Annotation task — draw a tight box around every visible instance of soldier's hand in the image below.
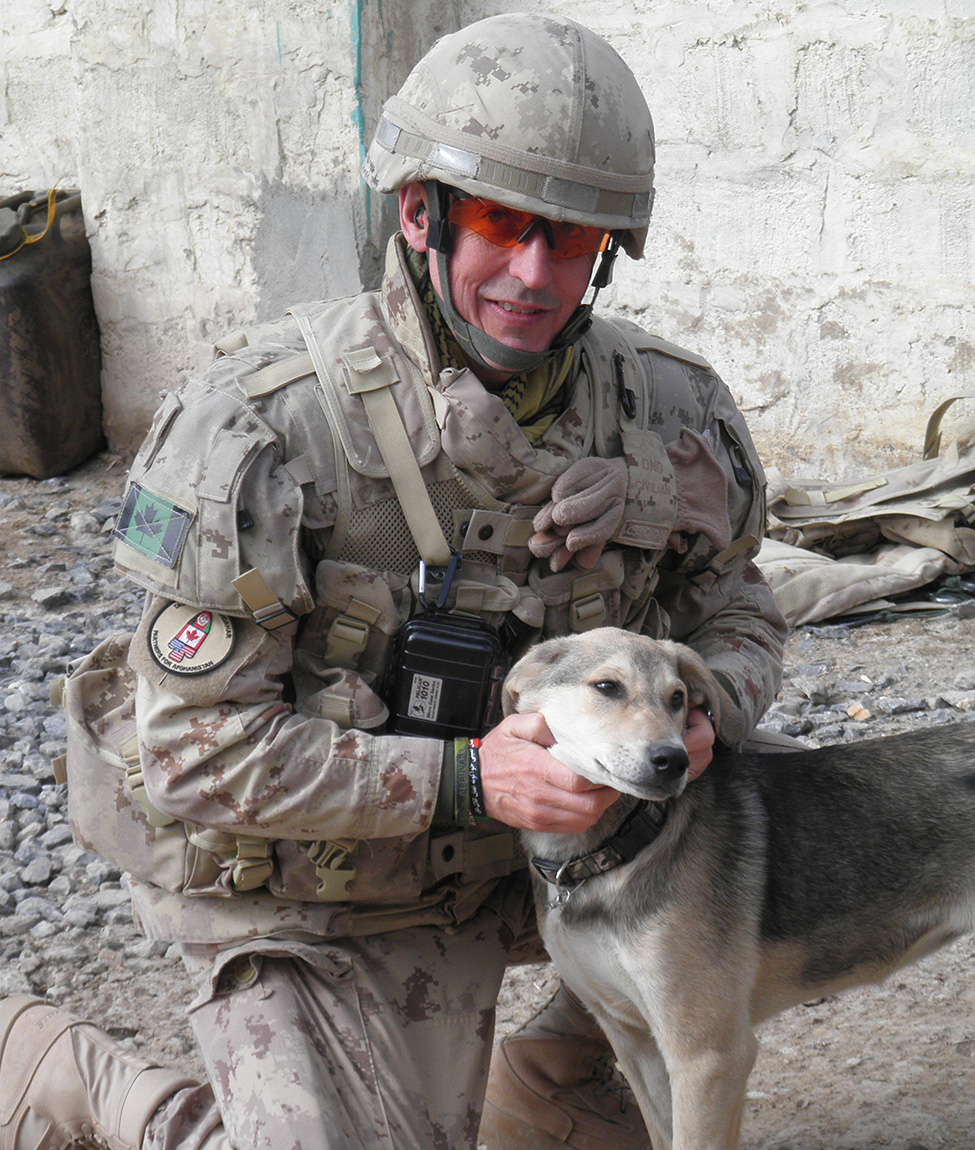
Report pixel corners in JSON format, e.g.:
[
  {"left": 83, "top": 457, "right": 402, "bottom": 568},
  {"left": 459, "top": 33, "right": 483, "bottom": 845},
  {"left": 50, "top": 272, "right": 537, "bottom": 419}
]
[
  {"left": 684, "top": 705, "right": 715, "bottom": 781},
  {"left": 478, "top": 712, "right": 620, "bottom": 832}
]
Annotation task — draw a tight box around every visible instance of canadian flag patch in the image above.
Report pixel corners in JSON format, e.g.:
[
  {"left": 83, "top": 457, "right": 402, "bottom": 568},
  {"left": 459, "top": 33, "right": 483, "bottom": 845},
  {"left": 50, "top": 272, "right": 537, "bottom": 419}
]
[{"left": 148, "top": 602, "right": 237, "bottom": 676}]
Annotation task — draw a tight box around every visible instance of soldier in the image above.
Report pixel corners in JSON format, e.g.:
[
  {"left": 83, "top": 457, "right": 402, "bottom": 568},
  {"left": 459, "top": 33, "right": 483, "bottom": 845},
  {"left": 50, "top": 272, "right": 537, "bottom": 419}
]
[{"left": 0, "top": 13, "right": 786, "bottom": 1150}]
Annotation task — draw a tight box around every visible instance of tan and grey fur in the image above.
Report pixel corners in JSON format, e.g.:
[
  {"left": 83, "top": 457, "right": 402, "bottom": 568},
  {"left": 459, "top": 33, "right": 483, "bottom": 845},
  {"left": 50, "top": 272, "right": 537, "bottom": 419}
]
[{"left": 503, "top": 627, "right": 975, "bottom": 1150}]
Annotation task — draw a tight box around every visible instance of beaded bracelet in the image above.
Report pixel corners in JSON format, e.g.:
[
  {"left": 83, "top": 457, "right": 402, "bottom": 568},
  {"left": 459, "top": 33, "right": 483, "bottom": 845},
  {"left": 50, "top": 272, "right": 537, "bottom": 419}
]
[{"left": 467, "top": 738, "right": 488, "bottom": 822}]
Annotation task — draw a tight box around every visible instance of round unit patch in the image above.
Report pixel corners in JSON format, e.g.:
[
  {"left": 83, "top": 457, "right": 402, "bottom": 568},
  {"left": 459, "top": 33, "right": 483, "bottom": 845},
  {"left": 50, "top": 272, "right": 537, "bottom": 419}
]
[{"left": 148, "top": 602, "right": 237, "bottom": 676}]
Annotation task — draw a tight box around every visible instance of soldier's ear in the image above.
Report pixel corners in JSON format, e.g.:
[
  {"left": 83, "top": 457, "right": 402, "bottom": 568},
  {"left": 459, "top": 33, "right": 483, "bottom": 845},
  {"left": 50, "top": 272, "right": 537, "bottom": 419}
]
[{"left": 400, "top": 184, "right": 429, "bottom": 252}]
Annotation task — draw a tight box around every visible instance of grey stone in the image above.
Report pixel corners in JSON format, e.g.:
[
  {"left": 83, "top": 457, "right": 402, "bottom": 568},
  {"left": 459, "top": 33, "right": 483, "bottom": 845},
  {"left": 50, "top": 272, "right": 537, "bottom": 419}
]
[
  {"left": 16, "top": 895, "right": 62, "bottom": 921},
  {"left": 21, "top": 857, "right": 54, "bottom": 885},
  {"left": 30, "top": 586, "right": 74, "bottom": 609},
  {"left": 94, "top": 886, "right": 132, "bottom": 910},
  {"left": 63, "top": 902, "right": 98, "bottom": 929},
  {"left": 0, "top": 967, "right": 33, "bottom": 996},
  {"left": 0, "top": 915, "right": 40, "bottom": 937},
  {"left": 39, "top": 824, "right": 74, "bottom": 850}
]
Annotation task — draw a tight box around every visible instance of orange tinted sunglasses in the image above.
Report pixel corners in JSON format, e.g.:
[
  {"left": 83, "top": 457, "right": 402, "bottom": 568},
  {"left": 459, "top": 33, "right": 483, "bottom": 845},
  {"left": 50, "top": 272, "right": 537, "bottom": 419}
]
[{"left": 446, "top": 197, "right": 610, "bottom": 260}]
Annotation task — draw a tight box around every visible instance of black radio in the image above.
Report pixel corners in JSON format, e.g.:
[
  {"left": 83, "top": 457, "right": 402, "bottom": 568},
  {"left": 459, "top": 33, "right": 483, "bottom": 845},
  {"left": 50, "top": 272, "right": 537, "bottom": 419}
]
[
  {"left": 387, "top": 611, "right": 506, "bottom": 739},
  {"left": 385, "top": 557, "right": 508, "bottom": 739}
]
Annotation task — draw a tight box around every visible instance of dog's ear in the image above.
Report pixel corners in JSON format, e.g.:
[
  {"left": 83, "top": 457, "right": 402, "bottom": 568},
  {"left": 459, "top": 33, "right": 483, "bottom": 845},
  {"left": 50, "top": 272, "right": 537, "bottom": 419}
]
[
  {"left": 501, "top": 637, "right": 572, "bottom": 716},
  {"left": 674, "top": 645, "right": 735, "bottom": 733}
]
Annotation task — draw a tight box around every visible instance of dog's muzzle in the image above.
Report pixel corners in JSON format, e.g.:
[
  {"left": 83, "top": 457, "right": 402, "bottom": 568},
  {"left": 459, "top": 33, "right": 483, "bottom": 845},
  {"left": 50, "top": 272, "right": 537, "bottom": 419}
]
[{"left": 531, "top": 800, "right": 668, "bottom": 903}]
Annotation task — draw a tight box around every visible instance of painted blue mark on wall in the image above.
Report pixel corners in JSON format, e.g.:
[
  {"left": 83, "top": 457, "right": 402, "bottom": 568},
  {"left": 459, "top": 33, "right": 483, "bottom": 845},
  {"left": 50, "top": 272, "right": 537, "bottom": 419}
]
[{"left": 350, "top": 0, "right": 371, "bottom": 234}]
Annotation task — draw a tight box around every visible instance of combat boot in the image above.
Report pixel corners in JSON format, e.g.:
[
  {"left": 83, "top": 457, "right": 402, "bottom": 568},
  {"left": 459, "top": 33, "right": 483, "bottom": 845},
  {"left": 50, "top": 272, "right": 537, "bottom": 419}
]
[
  {"left": 479, "top": 984, "right": 653, "bottom": 1150},
  {"left": 0, "top": 995, "right": 198, "bottom": 1150}
]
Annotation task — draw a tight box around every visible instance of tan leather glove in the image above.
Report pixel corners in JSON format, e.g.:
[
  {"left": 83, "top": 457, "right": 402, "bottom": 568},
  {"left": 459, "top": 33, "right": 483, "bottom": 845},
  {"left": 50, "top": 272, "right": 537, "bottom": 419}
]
[{"left": 530, "top": 457, "right": 628, "bottom": 572}]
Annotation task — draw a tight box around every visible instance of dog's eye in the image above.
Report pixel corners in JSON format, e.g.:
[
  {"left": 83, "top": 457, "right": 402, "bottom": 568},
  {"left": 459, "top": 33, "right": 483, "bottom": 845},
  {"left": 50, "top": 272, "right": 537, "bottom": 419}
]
[
  {"left": 668, "top": 689, "right": 686, "bottom": 712},
  {"left": 592, "top": 679, "right": 623, "bottom": 698}
]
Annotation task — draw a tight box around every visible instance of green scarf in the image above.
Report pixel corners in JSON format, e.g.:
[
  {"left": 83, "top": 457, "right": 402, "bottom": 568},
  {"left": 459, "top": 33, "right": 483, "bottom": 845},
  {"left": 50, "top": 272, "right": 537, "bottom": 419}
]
[{"left": 406, "top": 248, "right": 574, "bottom": 444}]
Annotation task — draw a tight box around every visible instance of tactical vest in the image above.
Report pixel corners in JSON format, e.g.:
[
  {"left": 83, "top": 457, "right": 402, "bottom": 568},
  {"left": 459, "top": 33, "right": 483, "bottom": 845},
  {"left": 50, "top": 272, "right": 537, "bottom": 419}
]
[{"left": 263, "top": 297, "right": 696, "bottom": 702}]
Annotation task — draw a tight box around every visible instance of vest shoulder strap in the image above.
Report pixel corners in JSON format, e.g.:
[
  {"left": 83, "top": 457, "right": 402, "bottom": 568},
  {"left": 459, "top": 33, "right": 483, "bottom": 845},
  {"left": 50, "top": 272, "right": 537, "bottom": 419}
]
[
  {"left": 290, "top": 297, "right": 442, "bottom": 478},
  {"left": 342, "top": 346, "right": 451, "bottom": 567},
  {"left": 606, "top": 317, "right": 713, "bottom": 370}
]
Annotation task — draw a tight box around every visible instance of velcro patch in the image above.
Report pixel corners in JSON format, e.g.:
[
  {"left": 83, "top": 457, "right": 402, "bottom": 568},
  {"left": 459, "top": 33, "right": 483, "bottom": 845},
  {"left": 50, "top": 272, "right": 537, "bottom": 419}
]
[
  {"left": 114, "top": 483, "right": 193, "bottom": 568},
  {"left": 148, "top": 602, "right": 237, "bottom": 676}
]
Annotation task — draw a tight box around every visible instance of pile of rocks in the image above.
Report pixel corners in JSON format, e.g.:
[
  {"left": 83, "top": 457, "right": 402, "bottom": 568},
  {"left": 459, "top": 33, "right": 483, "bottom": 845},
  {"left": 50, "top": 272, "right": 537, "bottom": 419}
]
[
  {"left": 762, "top": 621, "right": 975, "bottom": 745},
  {"left": 0, "top": 480, "right": 143, "bottom": 982}
]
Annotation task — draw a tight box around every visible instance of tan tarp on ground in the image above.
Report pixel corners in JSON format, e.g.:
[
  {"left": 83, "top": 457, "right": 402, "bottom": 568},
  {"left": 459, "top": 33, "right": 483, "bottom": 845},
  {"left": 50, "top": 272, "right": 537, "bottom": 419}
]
[{"left": 756, "top": 397, "right": 975, "bottom": 626}]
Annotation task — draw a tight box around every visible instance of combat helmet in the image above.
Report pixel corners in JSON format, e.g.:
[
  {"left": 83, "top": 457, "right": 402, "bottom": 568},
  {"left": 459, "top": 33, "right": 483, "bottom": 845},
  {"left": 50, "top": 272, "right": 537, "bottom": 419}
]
[{"left": 363, "top": 13, "right": 656, "bottom": 373}]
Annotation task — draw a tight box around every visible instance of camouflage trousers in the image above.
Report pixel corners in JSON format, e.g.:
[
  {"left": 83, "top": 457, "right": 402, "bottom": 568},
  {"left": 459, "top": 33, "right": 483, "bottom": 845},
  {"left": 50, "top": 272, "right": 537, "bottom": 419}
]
[{"left": 143, "top": 872, "right": 543, "bottom": 1150}]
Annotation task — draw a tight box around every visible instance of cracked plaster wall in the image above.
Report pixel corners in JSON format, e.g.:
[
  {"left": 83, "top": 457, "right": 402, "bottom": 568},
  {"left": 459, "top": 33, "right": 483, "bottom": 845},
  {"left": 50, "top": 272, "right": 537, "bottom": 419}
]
[
  {"left": 2, "top": 0, "right": 974, "bottom": 475},
  {"left": 590, "top": 0, "right": 975, "bottom": 476}
]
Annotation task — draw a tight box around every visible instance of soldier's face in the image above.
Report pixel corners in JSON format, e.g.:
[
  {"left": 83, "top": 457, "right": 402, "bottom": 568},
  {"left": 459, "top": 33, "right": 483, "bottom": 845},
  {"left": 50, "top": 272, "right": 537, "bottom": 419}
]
[
  {"left": 401, "top": 184, "right": 596, "bottom": 384},
  {"left": 433, "top": 225, "right": 595, "bottom": 373}
]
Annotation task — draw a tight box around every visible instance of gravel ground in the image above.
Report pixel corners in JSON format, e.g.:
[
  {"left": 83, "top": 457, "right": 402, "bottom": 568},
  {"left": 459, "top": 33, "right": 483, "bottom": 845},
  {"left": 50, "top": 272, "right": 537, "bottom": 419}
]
[{"left": 2, "top": 450, "right": 975, "bottom": 1147}]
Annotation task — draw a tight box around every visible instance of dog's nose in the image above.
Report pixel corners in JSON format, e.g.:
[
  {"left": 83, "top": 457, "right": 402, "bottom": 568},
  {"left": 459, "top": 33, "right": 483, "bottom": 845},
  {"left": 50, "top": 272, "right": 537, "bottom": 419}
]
[{"left": 651, "top": 745, "right": 689, "bottom": 780}]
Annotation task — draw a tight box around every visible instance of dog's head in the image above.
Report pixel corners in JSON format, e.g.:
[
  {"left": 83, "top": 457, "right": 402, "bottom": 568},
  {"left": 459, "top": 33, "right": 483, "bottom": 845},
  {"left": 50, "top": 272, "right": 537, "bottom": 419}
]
[{"left": 502, "top": 629, "right": 733, "bottom": 801}]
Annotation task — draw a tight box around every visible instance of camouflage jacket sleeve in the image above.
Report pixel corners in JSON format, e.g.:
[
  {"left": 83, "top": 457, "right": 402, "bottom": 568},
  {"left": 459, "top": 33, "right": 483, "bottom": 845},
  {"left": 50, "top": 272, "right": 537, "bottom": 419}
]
[
  {"left": 131, "top": 598, "right": 444, "bottom": 842},
  {"left": 632, "top": 337, "right": 788, "bottom": 746}
]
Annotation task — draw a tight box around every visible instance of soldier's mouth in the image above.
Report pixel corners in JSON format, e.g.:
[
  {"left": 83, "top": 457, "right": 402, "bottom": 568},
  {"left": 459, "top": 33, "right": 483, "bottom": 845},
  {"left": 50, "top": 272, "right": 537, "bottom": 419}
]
[{"left": 497, "top": 301, "right": 544, "bottom": 315}]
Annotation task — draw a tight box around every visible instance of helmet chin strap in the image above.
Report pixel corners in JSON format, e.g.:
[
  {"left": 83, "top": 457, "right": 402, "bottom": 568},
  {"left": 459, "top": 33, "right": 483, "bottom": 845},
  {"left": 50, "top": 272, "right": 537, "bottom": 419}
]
[{"left": 423, "top": 181, "right": 620, "bottom": 376}]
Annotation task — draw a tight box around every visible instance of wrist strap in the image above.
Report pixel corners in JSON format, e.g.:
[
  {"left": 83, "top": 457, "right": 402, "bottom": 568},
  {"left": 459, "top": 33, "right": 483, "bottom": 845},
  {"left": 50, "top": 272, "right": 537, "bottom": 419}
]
[
  {"left": 452, "top": 737, "right": 471, "bottom": 825},
  {"left": 450, "top": 737, "right": 489, "bottom": 826}
]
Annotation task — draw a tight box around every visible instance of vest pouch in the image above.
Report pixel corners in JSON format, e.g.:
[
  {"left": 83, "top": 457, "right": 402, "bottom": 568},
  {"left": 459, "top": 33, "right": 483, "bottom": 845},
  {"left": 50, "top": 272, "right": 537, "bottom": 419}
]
[
  {"left": 294, "top": 666, "right": 390, "bottom": 730},
  {"left": 297, "top": 560, "right": 411, "bottom": 683},
  {"left": 268, "top": 834, "right": 430, "bottom": 904},
  {"left": 611, "top": 549, "right": 664, "bottom": 633},
  {"left": 528, "top": 549, "right": 626, "bottom": 637},
  {"left": 56, "top": 632, "right": 233, "bottom": 897},
  {"left": 410, "top": 560, "right": 540, "bottom": 634}
]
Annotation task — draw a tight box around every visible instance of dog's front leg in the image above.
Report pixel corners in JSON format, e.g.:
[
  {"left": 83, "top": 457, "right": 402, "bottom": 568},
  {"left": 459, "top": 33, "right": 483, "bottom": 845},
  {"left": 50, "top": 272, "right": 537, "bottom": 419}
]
[
  {"left": 601, "top": 1027, "right": 756, "bottom": 1150},
  {"left": 667, "top": 1034, "right": 758, "bottom": 1150},
  {"left": 591, "top": 1018, "right": 674, "bottom": 1149}
]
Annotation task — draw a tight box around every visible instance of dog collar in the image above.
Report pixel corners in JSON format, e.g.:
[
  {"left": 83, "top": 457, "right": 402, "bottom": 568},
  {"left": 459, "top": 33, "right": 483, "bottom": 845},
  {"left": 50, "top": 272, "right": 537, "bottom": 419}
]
[{"left": 530, "top": 800, "right": 668, "bottom": 902}]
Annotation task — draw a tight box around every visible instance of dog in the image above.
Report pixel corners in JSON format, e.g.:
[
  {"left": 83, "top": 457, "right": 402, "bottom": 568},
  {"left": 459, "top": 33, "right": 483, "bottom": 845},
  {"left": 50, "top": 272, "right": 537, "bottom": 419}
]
[{"left": 501, "top": 627, "right": 975, "bottom": 1150}]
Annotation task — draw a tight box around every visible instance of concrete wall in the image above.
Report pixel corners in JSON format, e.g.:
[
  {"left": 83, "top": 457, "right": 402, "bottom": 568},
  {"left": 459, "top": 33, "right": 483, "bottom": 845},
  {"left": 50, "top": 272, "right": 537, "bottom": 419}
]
[
  {"left": 590, "top": 0, "right": 975, "bottom": 476},
  {"left": 3, "top": 0, "right": 974, "bottom": 476}
]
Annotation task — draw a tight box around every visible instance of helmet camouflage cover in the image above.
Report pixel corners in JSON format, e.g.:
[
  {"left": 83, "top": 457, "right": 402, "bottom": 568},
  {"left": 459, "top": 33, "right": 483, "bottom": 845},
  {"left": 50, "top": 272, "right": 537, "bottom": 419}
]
[{"left": 363, "top": 13, "right": 655, "bottom": 258}]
